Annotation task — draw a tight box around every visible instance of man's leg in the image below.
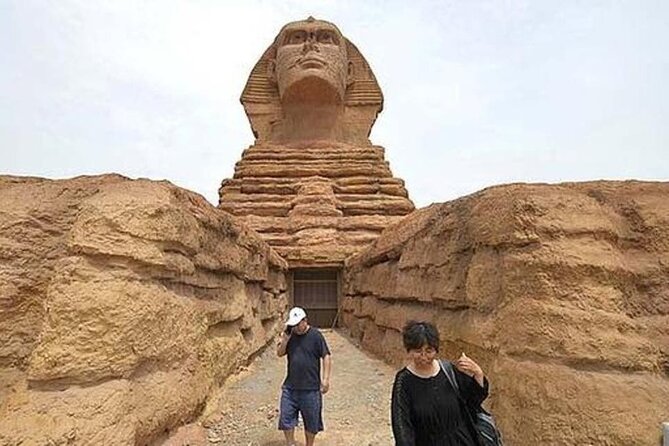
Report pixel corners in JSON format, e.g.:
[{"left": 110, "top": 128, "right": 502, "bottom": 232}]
[
  {"left": 278, "top": 387, "right": 299, "bottom": 446},
  {"left": 283, "top": 429, "right": 296, "bottom": 446},
  {"left": 304, "top": 430, "right": 317, "bottom": 446},
  {"left": 298, "top": 390, "right": 323, "bottom": 446}
]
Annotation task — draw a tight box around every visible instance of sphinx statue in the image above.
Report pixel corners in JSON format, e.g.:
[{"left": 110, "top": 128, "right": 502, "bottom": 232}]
[{"left": 220, "top": 17, "right": 413, "bottom": 267}]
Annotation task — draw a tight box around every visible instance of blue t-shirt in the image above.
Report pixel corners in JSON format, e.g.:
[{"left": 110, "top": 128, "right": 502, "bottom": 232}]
[{"left": 283, "top": 327, "right": 331, "bottom": 390}]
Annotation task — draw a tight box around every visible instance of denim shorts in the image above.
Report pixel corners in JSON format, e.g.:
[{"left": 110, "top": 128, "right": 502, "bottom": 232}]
[{"left": 278, "top": 386, "right": 324, "bottom": 433}]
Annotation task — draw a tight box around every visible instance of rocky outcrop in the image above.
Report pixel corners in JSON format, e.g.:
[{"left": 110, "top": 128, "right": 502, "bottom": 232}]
[
  {"left": 219, "top": 140, "right": 414, "bottom": 267},
  {"left": 0, "top": 174, "right": 288, "bottom": 445},
  {"left": 341, "top": 181, "right": 669, "bottom": 445}
]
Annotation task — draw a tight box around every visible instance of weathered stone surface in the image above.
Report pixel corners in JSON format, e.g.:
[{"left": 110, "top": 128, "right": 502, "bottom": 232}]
[
  {"left": 218, "top": 144, "right": 412, "bottom": 264},
  {"left": 341, "top": 181, "right": 669, "bottom": 445},
  {"left": 218, "top": 144, "right": 414, "bottom": 266},
  {"left": 0, "top": 174, "right": 288, "bottom": 445}
]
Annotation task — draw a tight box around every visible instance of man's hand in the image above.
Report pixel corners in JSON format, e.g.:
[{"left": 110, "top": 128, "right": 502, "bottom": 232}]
[
  {"left": 321, "top": 353, "right": 332, "bottom": 394},
  {"left": 276, "top": 328, "right": 292, "bottom": 357}
]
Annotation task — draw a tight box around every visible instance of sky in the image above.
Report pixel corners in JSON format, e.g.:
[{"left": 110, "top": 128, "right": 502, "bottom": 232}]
[{"left": 1, "top": 0, "right": 668, "bottom": 208}]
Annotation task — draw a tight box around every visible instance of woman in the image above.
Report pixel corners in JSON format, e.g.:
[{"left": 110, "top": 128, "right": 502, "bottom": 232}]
[{"left": 391, "top": 320, "right": 489, "bottom": 446}]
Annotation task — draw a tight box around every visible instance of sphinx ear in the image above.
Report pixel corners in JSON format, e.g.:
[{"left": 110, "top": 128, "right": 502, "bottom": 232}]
[
  {"left": 268, "top": 59, "right": 277, "bottom": 85},
  {"left": 346, "top": 61, "right": 355, "bottom": 86}
]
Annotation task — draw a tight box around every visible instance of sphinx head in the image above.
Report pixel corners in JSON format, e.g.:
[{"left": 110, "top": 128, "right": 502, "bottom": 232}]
[
  {"left": 241, "top": 17, "right": 383, "bottom": 144},
  {"left": 269, "top": 17, "right": 352, "bottom": 105}
]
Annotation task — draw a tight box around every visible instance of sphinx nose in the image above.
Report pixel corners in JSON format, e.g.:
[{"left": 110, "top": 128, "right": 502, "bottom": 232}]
[{"left": 302, "top": 34, "right": 320, "bottom": 53}]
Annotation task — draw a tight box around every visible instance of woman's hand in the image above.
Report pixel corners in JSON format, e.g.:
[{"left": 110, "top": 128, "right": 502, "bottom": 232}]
[{"left": 455, "top": 352, "right": 484, "bottom": 386}]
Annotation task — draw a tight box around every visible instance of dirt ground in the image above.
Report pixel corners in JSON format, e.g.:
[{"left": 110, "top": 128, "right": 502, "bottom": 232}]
[{"left": 161, "top": 330, "right": 397, "bottom": 446}]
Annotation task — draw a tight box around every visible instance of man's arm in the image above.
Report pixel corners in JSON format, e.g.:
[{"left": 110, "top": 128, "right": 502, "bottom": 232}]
[
  {"left": 320, "top": 354, "right": 332, "bottom": 393},
  {"left": 277, "top": 331, "right": 290, "bottom": 357}
]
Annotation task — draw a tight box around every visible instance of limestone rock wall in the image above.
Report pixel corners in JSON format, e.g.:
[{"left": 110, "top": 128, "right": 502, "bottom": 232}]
[
  {"left": 0, "top": 174, "right": 288, "bottom": 446},
  {"left": 341, "top": 181, "right": 669, "bottom": 445},
  {"left": 219, "top": 140, "right": 414, "bottom": 267}
]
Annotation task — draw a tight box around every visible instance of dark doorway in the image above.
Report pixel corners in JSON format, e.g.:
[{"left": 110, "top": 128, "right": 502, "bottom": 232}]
[{"left": 291, "top": 269, "right": 340, "bottom": 328}]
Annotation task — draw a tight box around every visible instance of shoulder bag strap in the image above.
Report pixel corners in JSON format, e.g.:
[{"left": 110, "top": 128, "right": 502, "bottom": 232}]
[
  {"left": 439, "top": 359, "right": 484, "bottom": 446},
  {"left": 439, "top": 359, "right": 461, "bottom": 395}
]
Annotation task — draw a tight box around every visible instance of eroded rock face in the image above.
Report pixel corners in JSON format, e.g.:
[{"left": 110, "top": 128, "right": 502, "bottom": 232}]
[
  {"left": 0, "top": 174, "right": 288, "bottom": 445},
  {"left": 341, "top": 181, "right": 669, "bottom": 445},
  {"left": 220, "top": 18, "right": 414, "bottom": 267}
]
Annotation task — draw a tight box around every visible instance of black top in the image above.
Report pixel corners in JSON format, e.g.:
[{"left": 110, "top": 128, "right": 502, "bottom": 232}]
[
  {"left": 391, "top": 364, "right": 489, "bottom": 446},
  {"left": 283, "top": 327, "right": 331, "bottom": 390}
]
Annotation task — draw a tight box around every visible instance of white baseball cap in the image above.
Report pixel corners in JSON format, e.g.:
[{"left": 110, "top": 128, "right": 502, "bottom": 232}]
[{"left": 285, "top": 307, "right": 307, "bottom": 326}]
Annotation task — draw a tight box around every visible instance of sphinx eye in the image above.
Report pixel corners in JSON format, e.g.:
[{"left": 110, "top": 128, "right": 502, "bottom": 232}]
[
  {"left": 286, "top": 31, "right": 307, "bottom": 45},
  {"left": 317, "top": 30, "right": 338, "bottom": 44}
]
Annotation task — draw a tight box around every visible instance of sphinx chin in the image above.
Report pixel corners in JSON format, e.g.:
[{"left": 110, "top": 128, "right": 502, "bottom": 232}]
[{"left": 281, "top": 75, "right": 344, "bottom": 106}]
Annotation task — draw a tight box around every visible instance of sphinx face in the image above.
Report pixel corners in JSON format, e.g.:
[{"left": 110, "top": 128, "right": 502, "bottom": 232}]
[{"left": 273, "top": 20, "right": 348, "bottom": 105}]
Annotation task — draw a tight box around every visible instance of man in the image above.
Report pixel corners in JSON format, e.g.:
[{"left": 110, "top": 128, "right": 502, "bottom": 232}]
[{"left": 277, "top": 307, "right": 332, "bottom": 446}]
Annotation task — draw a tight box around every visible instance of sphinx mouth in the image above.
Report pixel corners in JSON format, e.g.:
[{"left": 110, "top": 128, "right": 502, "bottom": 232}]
[{"left": 298, "top": 56, "right": 327, "bottom": 69}]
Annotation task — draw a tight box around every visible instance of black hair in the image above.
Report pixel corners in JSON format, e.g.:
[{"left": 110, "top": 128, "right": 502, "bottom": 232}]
[{"left": 402, "top": 320, "right": 440, "bottom": 352}]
